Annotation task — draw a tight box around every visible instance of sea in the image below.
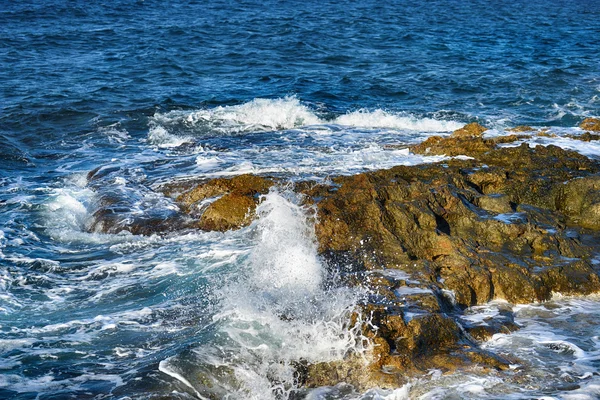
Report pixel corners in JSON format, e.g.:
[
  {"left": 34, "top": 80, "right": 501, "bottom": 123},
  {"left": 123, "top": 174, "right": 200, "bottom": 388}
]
[{"left": 1, "top": 1, "right": 600, "bottom": 399}]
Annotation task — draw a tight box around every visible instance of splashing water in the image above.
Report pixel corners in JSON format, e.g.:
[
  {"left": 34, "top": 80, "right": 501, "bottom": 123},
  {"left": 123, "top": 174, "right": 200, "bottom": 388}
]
[{"left": 160, "top": 190, "right": 367, "bottom": 399}]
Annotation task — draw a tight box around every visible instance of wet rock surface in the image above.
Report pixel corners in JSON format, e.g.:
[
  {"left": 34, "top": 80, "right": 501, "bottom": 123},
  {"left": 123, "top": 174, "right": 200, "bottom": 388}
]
[
  {"left": 297, "top": 136, "right": 600, "bottom": 390},
  {"left": 173, "top": 174, "right": 275, "bottom": 231},
  {"left": 580, "top": 117, "right": 600, "bottom": 132},
  {"left": 87, "top": 173, "right": 275, "bottom": 234}
]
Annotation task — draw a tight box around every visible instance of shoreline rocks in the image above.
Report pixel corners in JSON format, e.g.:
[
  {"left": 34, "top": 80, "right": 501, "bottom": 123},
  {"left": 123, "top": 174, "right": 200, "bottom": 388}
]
[
  {"left": 299, "top": 134, "right": 600, "bottom": 389},
  {"left": 83, "top": 122, "right": 600, "bottom": 392},
  {"left": 580, "top": 117, "right": 600, "bottom": 132}
]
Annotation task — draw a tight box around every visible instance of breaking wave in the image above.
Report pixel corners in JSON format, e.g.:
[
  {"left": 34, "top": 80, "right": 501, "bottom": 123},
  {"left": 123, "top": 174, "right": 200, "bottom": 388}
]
[{"left": 148, "top": 97, "right": 464, "bottom": 146}]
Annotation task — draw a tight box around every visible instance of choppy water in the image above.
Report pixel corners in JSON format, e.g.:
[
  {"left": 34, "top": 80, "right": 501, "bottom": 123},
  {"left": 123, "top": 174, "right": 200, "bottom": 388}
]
[{"left": 2, "top": 1, "right": 600, "bottom": 399}]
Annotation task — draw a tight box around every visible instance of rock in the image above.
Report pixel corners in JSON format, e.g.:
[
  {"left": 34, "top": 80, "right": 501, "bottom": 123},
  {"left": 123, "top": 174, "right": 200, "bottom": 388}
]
[
  {"left": 197, "top": 193, "right": 256, "bottom": 231},
  {"left": 539, "top": 260, "right": 600, "bottom": 296},
  {"left": 174, "top": 174, "right": 275, "bottom": 231},
  {"left": 410, "top": 134, "right": 522, "bottom": 157},
  {"left": 558, "top": 175, "right": 600, "bottom": 229},
  {"left": 578, "top": 132, "right": 600, "bottom": 141},
  {"left": 452, "top": 122, "right": 488, "bottom": 138},
  {"left": 86, "top": 122, "right": 600, "bottom": 392},
  {"left": 580, "top": 117, "right": 600, "bottom": 131},
  {"left": 508, "top": 125, "right": 535, "bottom": 132},
  {"left": 477, "top": 194, "right": 513, "bottom": 214},
  {"left": 176, "top": 174, "right": 273, "bottom": 210},
  {"left": 295, "top": 140, "right": 600, "bottom": 390},
  {"left": 396, "top": 314, "right": 462, "bottom": 355}
]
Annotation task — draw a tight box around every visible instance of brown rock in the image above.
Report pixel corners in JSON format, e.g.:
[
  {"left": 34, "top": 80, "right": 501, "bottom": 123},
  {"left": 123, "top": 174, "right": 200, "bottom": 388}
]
[
  {"left": 508, "top": 126, "right": 535, "bottom": 133},
  {"left": 539, "top": 260, "right": 600, "bottom": 296},
  {"left": 176, "top": 174, "right": 273, "bottom": 208},
  {"left": 558, "top": 175, "right": 600, "bottom": 229},
  {"left": 172, "top": 174, "right": 275, "bottom": 231},
  {"left": 197, "top": 193, "right": 256, "bottom": 231},
  {"left": 452, "top": 122, "right": 488, "bottom": 138},
  {"left": 580, "top": 117, "right": 600, "bottom": 131},
  {"left": 410, "top": 134, "right": 522, "bottom": 157},
  {"left": 477, "top": 194, "right": 513, "bottom": 214}
]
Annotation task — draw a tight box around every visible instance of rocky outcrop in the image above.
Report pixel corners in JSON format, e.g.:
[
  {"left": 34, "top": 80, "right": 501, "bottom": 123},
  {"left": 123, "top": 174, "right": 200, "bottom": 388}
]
[
  {"left": 309, "top": 143, "right": 600, "bottom": 304},
  {"left": 173, "top": 174, "right": 275, "bottom": 231},
  {"left": 580, "top": 117, "right": 600, "bottom": 131},
  {"left": 410, "top": 133, "right": 523, "bottom": 157},
  {"left": 87, "top": 173, "right": 275, "bottom": 234},
  {"left": 84, "top": 125, "right": 600, "bottom": 392},
  {"left": 297, "top": 138, "right": 600, "bottom": 390},
  {"left": 508, "top": 125, "right": 535, "bottom": 132},
  {"left": 452, "top": 122, "right": 487, "bottom": 137}
]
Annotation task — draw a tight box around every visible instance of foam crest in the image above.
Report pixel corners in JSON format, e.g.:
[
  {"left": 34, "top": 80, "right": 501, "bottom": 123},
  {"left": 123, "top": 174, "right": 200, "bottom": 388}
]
[
  {"left": 41, "top": 186, "right": 139, "bottom": 245},
  {"left": 149, "top": 98, "right": 464, "bottom": 145},
  {"left": 44, "top": 187, "right": 94, "bottom": 234},
  {"left": 247, "top": 191, "right": 322, "bottom": 298},
  {"left": 334, "top": 109, "right": 463, "bottom": 132},
  {"left": 187, "top": 97, "right": 322, "bottom": 131},
  {"left": 147, "top": 125, "right": 194, "bottom": 148}
]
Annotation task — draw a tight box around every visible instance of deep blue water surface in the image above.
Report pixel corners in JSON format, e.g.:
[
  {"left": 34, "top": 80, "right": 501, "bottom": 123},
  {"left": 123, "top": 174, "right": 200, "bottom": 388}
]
[{"left": 1, "top": 1, "right": 600, "bottom": 399}]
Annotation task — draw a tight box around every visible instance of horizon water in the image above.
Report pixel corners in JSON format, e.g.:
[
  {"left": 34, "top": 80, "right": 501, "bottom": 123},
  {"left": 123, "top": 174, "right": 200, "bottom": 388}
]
[{"left": 2, "top": 1, "right": 600, "bottom": 399}]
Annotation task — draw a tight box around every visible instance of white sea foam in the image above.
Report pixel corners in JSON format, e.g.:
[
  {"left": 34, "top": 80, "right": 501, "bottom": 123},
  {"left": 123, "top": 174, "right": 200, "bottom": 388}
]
[
  {"left": 185, "top": 144, "right": 448, "bottom": 180},
  {"left": 0, "top": 373, "right": 124, "bottom": 394},
  {"left": 186, "top": 97, "right": 322, "bottom": 132},
  {"left": 149, "top": 97, "right": 463, "bottom": 144},
  {"left": 247, "top": 191, "right": 322, "bottom": 297},
  {"left": 335, "top": 109, "right": 463, "bottom": 132},
  {"left": 159, "top": 359, "right": 206, "bottom": 399},
  {"left": 527, "top": 136, "right": 600, "bottom": 158},
  {"left": 98, "top": 123, "right": 130, "bottom": 145},
  {"left": 147, "top": 124, "right": 194, "bottom": 148},
  {"left": 41, "top": 186, "right": 138, "bottom": 245}
]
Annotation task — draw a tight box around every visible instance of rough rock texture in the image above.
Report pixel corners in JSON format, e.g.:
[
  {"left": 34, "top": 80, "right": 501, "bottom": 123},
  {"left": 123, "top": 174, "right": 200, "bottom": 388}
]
[
  {"left": 175, "top": 174, "right": 273, "bottom": 210},
  {"left": 87, "top": 173, "right": 274, "bottom": 234},
  {"left": 452, "top": 122, "right": 488, "bottom": 138},
  {"left": 508, "top": 125, "right": 535, "bottom": 132},
  {"left": 298, "top": 138, "right": 600, "bottom": 390},
  {"left": 580, "top": 117, "right": 600, "bottom": 131},
  {"left": 411, "top": 134, "right": 522, "bottom": 156},
  {"left": 174, "top": 174, "right": 274, "bottom": 231},
  {"left": 310, "top": 142, "right": 600, "bottom": 305}
]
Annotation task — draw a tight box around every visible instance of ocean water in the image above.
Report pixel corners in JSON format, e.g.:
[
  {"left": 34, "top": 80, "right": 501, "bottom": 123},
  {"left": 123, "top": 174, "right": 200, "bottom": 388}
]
[{"left": 1, "top": 0, "right": 600, "bottom": 399}]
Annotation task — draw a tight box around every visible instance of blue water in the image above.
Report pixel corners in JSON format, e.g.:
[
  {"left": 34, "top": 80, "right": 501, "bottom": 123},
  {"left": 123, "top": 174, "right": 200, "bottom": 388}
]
[{"left": 2, "top": 1, "right": 600, "bottom": 399}]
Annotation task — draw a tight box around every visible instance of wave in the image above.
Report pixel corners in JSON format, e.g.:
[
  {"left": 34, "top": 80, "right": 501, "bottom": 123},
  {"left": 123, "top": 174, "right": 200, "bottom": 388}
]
[
  {"left": 334, "top": 109, "right": 464, "bottom": 132},
  {"left": 148, "top": 97, "right": 464, "bottom": 144},
  {"left": 186, "top": 97, "right": 322, "bottom": 132}
]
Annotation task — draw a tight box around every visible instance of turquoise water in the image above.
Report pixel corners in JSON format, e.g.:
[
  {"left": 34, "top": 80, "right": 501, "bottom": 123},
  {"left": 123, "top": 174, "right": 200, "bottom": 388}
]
[{"left": 1, "top": 1, "right": 600, "bottom": 398}]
